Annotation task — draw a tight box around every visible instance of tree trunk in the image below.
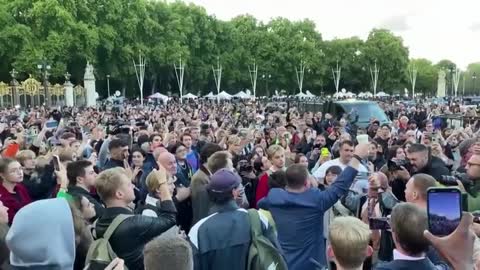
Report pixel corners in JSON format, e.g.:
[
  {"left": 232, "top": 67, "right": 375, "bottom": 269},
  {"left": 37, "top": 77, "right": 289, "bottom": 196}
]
[{"left": 150, "top": 74, "right": 157, "bottom": 94}]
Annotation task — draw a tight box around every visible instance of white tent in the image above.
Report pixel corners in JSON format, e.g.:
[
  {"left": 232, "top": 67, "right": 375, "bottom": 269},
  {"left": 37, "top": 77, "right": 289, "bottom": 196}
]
[
  {"left": 358, "top": 92, "right": 373, "bottom": 98},
  {"left": 149, "top": 92, "right": 169, "bottom": 102},
  {"left": 295, "top": 92, "right": 308, "bottom": 99},
  {"left": 345, "top": 91, "right": 356, "bottom": 98},
  {"left": 305, "top": 90, "right": 316, "bottom": 97},
  {"left": 182, "top": 93, "right": 198, "bottom": 99},
  {"left": 376, "top": 91, "right": 390, "bottom": 97},
  {"left": 217, "top": 91, "right": 232, "bottom": 100},
  {"left": 233, "top": 91, "right": 251, "bottom": 99},
  {"left": 149, "top": 92, "right": 168, "bottom": 99},
  {"left": 333, "top": 92, "right": 345, "bottom": 98},
  {"left": 204, "top": 92, "right": 216, "bottom": 99}
]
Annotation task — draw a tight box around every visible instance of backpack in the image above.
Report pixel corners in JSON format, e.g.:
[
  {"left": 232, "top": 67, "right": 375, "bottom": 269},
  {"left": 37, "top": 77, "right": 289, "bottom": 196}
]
[
  {"left": 85, "top": 214, "right": 131, "bottom": 270},
  {"left": 247, "top": 209, "right": 288, "bottom": 270}
]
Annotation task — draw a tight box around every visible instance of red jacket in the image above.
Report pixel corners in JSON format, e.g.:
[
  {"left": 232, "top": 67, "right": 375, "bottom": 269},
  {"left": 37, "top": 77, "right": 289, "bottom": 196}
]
[
  {"left": 255, "top": 172, "right": 270, "bottom": 208},
  {"left": 0, "top": 183, "right": 32, "bottom": 224}
]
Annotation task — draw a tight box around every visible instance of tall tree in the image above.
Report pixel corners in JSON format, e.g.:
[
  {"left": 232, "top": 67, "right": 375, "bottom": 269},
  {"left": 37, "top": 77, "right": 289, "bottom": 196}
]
[{"left": 363, "top": 29, "right": 409, "bottom": 93}]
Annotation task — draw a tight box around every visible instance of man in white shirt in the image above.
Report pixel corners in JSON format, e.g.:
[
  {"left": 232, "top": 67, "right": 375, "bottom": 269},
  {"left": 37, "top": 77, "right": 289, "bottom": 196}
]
[{"left": 313, "top": 141, "right": 369, "bottom": 191}]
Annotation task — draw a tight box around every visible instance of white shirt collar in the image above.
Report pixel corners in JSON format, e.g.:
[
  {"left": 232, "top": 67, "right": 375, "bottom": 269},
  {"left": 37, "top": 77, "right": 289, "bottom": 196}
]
[
  {"left": 145, "top": 195, "right": 159, "bottom": 206},
  {"left": 393, "top": 249, "right": 425, "bottom": 261}
]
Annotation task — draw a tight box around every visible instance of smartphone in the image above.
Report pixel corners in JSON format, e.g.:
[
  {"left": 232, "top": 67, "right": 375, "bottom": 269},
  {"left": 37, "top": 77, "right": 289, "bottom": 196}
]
[
  {"left": 369, "top": 217, "right": 391, "bottom": 230},
  {"left": 52, "top": 155, "right": 61, "bottom": 171},
  {"left": 320, "top": 147, "right": 330, "bottom": 158},
  {"left": 46, "top": 120, "right": 59, "bottom": 129},
  {"left": 427, "top": 187, "right": 462, "bottom": 237}
]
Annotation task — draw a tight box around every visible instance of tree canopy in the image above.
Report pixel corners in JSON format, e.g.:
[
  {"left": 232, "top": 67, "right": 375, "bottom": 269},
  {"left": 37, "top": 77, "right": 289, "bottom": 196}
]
[{"left": 0, "top": 0, "right": 475, "bottom": 97}]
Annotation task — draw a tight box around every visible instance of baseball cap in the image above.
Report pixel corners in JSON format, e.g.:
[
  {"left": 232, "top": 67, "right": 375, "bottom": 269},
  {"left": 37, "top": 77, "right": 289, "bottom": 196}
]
[{"left": 207, "top": 169, "right": 241, "bottom": 193}]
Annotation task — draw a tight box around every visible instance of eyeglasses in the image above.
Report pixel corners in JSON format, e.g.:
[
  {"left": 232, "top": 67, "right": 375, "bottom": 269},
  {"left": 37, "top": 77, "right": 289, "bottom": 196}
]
[{"left": 467, "top": 162, "right": 480, "bottom": 167}]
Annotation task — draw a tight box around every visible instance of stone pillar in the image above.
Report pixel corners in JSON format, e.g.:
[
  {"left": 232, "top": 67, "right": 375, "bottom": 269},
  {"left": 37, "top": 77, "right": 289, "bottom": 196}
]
[
  {"left": 84, "top": 62, "right": 97, "bottom": 107},
  {"left": 65, "top": 82, "right": 74, "bottom": 107},
  {"left": 437, "top": 70, "right": 446, "bottom": 97}
]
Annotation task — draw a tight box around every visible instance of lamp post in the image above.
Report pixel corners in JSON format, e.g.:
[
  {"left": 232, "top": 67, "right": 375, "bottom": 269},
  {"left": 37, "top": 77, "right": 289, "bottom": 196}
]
[
  {"left": 262, "top": 74, "right": 271, "bottom": 96},
  {"left": 9, "top": 68, "right": 18, "bottom": 106},
  {"left": 473, "top": 72, "right": 477, "bottom": 94},
  {"left": 370, "top": 60, "right": 379, "bottom": 97},
  {"left": 106, "top": 74, "right": 111, "bottom": 98},
  {"left": 37, "top": 60, "right": 51, "bottom": 106}
]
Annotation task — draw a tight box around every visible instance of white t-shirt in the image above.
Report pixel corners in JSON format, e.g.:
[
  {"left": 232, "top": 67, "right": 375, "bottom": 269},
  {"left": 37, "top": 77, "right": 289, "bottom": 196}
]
[
  {"left": 312, "top": 158, "right": 369, "bottom": 192},
  {"left": 312, "top": 158, "right": 348, "bottom": 179}
]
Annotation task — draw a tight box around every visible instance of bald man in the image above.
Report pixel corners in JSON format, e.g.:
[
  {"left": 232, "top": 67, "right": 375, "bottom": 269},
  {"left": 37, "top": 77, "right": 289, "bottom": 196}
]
[
  {"left": 158, "top": 151, "right": 193, "bottom": 232},
  {"left": 157, "top": 151, "right": 177, "bottom": 177}
]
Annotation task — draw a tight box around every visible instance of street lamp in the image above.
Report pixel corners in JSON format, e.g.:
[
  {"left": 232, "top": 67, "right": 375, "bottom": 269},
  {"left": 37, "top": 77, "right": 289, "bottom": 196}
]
[
  {"left": 473, "top": 72, "right": 477, "bottom": 94},
  {"left": 37, "top": 60, "right": 51, "bottom": 106},
  {"left": 262, "top": 74, "right": 271, "bottom": 96},
  {"left": 9, "top": 68, "right": 18, "bottom": 106},
  {"left": 106, "top": 74, "right": 111, "bottom": 97}
]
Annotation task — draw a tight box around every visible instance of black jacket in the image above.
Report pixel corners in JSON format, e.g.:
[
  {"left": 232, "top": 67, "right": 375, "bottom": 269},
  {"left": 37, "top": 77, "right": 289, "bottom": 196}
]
[
  {"left": 376, "top": 258, "right": 437, "bottom": 270},
  {"left": 414, "top": 156, "right": 450, "bottom": 181},
  {"left": 103, "top": 158, "right": 124, "bottom": 170},
  {"left": 67, "top": 185, "right": 105, "bottom": 221},
  {"left": 95, "top": 201, "right": 177, "bottom": 270}
]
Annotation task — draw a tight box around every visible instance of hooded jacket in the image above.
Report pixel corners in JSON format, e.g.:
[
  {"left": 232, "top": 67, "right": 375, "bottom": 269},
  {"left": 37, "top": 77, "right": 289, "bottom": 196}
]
[{"left": 6, "top": 198, "right": 75, "bottom": 270}]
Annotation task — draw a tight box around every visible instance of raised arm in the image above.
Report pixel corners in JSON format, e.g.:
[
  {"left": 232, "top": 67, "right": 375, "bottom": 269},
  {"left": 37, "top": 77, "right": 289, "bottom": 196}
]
[{"left": 316, "top": 143, "right": 369, "bottom": 212}]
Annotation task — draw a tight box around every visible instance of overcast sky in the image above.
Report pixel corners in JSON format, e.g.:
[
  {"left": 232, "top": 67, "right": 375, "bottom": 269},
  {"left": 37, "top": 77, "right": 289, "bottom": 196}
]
[{"left": 185, "top": 0, "right": 480, "bottom": 69}]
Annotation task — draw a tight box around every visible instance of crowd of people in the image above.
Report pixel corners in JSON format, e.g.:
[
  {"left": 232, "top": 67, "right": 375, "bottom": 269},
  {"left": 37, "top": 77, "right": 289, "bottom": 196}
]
[{"left": 0, "top": 98, "right": 477, "bottom": 270}]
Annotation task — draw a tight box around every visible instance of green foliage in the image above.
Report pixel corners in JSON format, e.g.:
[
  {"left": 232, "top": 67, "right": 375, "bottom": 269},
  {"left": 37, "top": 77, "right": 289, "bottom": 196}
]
[
  {"left": 0, "top": 0, "right": 472, "bottom": 98},
  {"left": 464, "top": 62, "right": 480, "bottom": 95},
  {"left": 408, "top": 58, "right": 438, "bottom": 96}
]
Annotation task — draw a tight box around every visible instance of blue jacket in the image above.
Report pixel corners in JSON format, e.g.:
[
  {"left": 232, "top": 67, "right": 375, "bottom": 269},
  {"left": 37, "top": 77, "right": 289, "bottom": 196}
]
[{"left": 258, "top": 166, "right": 358, "bottom": 270}]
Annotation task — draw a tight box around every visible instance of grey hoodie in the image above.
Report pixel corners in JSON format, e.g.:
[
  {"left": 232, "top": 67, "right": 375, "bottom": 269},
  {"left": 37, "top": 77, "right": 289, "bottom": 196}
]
[{"left": 6, "top": 199, "right": 75, "bottom": 270}]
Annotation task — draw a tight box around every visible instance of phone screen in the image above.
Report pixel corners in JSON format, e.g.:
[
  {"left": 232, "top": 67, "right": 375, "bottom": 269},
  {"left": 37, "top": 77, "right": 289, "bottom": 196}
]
[
  {"left": 369, "top": 217, "right": 391, "bottom": 230},
  {"left": 427, "top": 188, "right": 462, "bottom": 237},
  {"left": 46, "top": 120, "right": 59, "bottom": 129}
]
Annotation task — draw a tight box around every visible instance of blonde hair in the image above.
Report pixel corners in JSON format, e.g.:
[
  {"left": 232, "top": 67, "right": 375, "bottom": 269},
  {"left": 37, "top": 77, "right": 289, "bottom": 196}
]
[
  {"left": 226, "top": 135, "right": 241, "bottom": 146},
  {"left": 329, "top": 217, "right": 371, "bottom": 269},
  {"left": 95, "top": 167, "right": 129, "bottom": 202},
  {"left": 15, "top": 150, "right": 36, "bottom": 165},
  {"left": 145, "top": 170, "right": 161, "bottom": 193},
  {"left": 266, "top": 145, "right": 284, "bottom": 160}
]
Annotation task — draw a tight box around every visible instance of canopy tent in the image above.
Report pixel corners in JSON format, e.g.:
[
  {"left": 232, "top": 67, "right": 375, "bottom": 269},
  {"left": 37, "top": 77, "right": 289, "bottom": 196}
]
[
  {"left": 358, "top": 92, "right": 373, "bottom": 98},
  {"left": 149, "top": 92, "right": 169, "bottom": 102},
  {"left": 333, "top": 92, "right": 345, "bottom": 98},
  {"left": 295, "top": 92, "right": 309, "bottom": 99},
  {"left": 305, "top": 90, "right": 316, "bottom": 97},
  {"left": 149, "top": 92, "right": 168, "bottom": 99},
  {"left": 233, "top": 91, "right": 251, "bottom": 99},
  {"left": 345, "top": 91, "right": 356, "bottom": 98},
  {"left": 204, "top": 92, "right": 216, "bottom": 99},
  {"left": 217, "top": 91, "right": 233, "bottom": 100},
  {"left": 182, "top": 93, "right": 198, "bottom": 99},
  {"left": 376, "top": 91, "right": 390, "bottom": 97}
]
